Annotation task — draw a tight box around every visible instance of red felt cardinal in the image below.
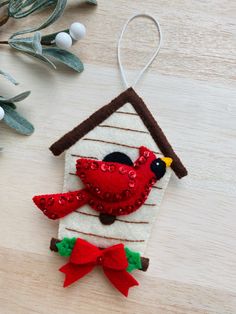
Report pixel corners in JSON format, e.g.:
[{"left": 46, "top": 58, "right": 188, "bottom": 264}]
[{"left": 33, "top": 146, "right": 172, "bottom": 221}]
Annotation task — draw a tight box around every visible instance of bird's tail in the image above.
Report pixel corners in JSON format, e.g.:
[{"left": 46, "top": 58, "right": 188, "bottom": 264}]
[{"left": 32, "top": 189, "right": 89, "bottom": 220}]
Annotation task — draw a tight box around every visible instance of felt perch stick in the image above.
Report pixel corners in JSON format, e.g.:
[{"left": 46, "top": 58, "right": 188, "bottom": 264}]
[{"left": 50, "top": 238, "right": 149, "bottom": 271}]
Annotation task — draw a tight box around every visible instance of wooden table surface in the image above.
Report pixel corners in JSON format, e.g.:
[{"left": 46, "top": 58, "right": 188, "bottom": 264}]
[{"left": 0, "top": 1, "right": 236, "bottom": 313}]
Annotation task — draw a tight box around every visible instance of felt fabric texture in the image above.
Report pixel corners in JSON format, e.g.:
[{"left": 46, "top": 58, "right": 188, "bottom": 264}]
[
  {"left": 56, "top": 237, "right": 76, "bottom": 257},
  {"left": 33, "top": 190, "right": 89, "bottom": 219},
  {"left": 75, "top": 146, "right": 165, "bottom": 216},
  {"left": 50, "top": 88, "right": 187, "bottom": 178},
  {"left": 59, "top": 238, "right": 139, "bottom": 297},
  {"left": 33, "top": 146, "right": 169, "bottom": 219},
  {"left": 125, "top": 247, "right": 142, "bottom": 272},
  {"left": 56, "top": 237, "right": 142, "bottom": 272},
  {"left": 103, "top": 151, "right": 133, "bottom": 166},
  {"left": 59, "top": 102, "right": 172, "bottom": 254},
  {"left": 50, "top": 237, "right": 149, "bottom": 272},
  {"left": 99, "top": 213, "right": 116, "bottom": 225}
]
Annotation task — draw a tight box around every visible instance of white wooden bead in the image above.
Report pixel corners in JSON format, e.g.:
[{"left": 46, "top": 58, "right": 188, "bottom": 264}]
[
  {"left": 0, "top": 106, "right": 5, "bottom": 120},
  {"left": 55, "top": 32, "right": 72, "bottom": 49},
  {"left": 69, "top": 23, "right": 86, "bottom": 40}
]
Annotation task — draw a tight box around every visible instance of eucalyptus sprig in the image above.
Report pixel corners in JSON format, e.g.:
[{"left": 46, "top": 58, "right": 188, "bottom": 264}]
[
  {"left": 0, "top": 70, "right": 34, "bottom": 139},
  {"left": 0, "top": 0, "right": 97, "bottom": 72}
]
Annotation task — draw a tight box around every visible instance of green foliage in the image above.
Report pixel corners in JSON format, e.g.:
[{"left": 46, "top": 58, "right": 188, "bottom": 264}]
[
  {"left": 56, "top": 238, "right": 77, "bottom": 257},
  {"left": 1, "top": 103, "right": 34, "bottom": 135},
  {"left": 42, "top": 47, "right": 84, "bottom": 72},
  {"left": 55, "top": 237, "right": 141, "bottom": 273},
  {"left": 32, "top": 31, "right": 42, "bottom": 54},
  {"left": 0, "top": 71, "right": 34, "bottom": 136},
  {"left": 7, "top": 0, "right": 70, "bottom": 69},
  {"left": 9, "top": 37, "right": 57, "bottom": 69},
  {"left": 0, "top": 70, "right": 18, "bottom": 85},
  {"left": 9, "top": 35, "right": 84, "bottom": 71},
  {"left": 0, "top": 99, "right": 16, "bottom": 109},
  {"left": 8, "top": 0, "right": 56, "bottom": 19},
  {"left": 0, "top": 91, "right": 31, "bottom": 103},
  {"left": 125, "top": 247, "right": 142, "bottom": 272},
  {"left": 1, "top": 0, "right": 98, "bottom": 73},
  {"left": 40, "top": 29, "right": 69, "bottom": 45},
  {"left": 9, "top": 0, "right": 67, "bottom": 34},
  {"left": 0, "top": 1, "right": 97, "bottom": 147}
]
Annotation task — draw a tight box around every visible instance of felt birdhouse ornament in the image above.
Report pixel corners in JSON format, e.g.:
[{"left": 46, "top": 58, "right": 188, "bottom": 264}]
[{"left": 33, "top": 14, "right": 187, "bottom": 297}]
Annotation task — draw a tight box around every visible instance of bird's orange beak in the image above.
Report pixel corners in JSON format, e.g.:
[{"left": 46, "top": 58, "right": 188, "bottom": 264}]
[{"left": 161, "top": 157, "right": 173, "bottom": 167}]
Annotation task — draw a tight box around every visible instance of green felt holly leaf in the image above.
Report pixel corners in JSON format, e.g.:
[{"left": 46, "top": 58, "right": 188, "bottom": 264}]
[
  {"left": 56, "top": 237, "right": 77, "bottom": 257},
  {"left": 1, "top": 103, "right": 34, "bottom": 135},
  {"left": 125, "top": 247, "right": 142, "bottom": 272},
  {"left": 42, "top": 47, "right": 84, "bottom": 72}
]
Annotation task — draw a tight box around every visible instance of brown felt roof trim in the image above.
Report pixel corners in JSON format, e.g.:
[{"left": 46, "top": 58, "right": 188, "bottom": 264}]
[{"left": 50, "top": 87, "right": 187, "bottom": 178}]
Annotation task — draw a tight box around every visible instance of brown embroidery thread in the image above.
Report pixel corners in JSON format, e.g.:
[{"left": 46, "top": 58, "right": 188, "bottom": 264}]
[
  {"left": 98, "top": 124, "right": 148, "bottom": 134},
  {"left": 116, "top": 110, "right": 139, "bottom": 116},
  {"left": 152, "top": 186, "right": 163, "bottom": 190},
  {"left": 83, "top": 138, "right": 161, "bottom": 154},
  {"left": 75, "top": 210, "right": 149, "bottom": 224},
  {"left": 65, "top": 227, "right": 145, "bottom": 242},
  {"left": 71, "top": 154, "right": 98, "bottom": 159}
]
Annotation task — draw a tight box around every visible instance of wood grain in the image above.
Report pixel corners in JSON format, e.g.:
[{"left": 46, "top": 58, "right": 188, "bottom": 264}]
[{"left": 0, "top": 0, "right": 236, "bottom": 313}]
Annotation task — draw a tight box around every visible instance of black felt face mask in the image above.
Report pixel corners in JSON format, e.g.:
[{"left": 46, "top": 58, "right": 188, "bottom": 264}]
[{"left": 150, "top": 158, "right": 167, "bottom": 180}]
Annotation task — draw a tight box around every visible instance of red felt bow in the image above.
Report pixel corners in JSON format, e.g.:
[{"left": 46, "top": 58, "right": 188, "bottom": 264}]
[{"left": 59, "top": 238, "right": 139, "bottom": 297}]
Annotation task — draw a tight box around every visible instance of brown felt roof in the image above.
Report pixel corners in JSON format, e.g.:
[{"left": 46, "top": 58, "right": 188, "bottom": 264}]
[{"left": 50, "top": 88, "right": 187, "bottom": 178}]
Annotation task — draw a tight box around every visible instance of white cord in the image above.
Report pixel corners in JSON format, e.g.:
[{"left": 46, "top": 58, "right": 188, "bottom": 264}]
[{"left": 117, "top": 13, "right": 162, "bottom": 89}]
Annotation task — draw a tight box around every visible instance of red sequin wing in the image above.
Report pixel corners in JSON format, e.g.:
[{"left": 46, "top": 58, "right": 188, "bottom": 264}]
[{"left": 76, "top": 159, "right": 137, "bottom": 202}]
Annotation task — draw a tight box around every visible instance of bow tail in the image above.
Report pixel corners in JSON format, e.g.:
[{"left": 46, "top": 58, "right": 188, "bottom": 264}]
[
  {"left": 103, "top": 268, "right": 139, "bottom": 297},
  {"left": 59, "top": 263, "right": 94, "bottom": 288}
]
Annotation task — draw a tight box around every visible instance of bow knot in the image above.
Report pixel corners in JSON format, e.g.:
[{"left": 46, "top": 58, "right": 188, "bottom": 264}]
[
  {"left": 96, "top": 255, "right": 103, "bottom": 265},
  {"left": 59, "top": 238, "right": 139, "bottom": 297}
]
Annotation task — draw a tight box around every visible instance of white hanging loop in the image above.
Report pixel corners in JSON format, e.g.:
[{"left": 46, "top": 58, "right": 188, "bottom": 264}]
[{"left": 118, "top": 13, "right": 162, "bottom": 89}]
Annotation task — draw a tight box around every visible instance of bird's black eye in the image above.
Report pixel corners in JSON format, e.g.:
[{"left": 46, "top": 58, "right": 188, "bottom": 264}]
[{"left": 150, "top": 158, "right": 166, "bottom": 180}]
